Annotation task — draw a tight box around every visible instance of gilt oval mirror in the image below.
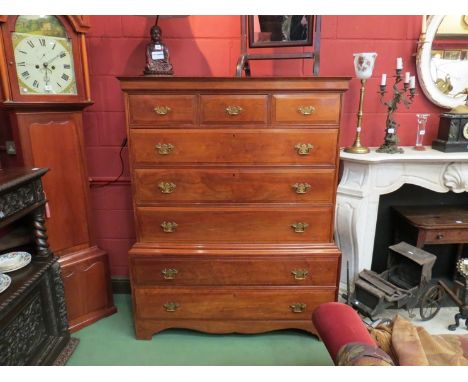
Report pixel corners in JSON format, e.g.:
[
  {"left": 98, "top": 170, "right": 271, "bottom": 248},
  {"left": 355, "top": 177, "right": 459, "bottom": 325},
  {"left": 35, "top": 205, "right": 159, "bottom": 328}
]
[{"left": 417, "top": 15, "right": 468, "bottom": 109}]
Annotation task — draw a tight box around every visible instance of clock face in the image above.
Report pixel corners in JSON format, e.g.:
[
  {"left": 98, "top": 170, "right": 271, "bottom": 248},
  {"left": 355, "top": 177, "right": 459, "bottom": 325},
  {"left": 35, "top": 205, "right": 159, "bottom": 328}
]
[
  {"left": 463, "top": 122, "right": 468, "bottom": 140},
  {"left": 12, "top": 32, "right": 77, "bottom": 95}
]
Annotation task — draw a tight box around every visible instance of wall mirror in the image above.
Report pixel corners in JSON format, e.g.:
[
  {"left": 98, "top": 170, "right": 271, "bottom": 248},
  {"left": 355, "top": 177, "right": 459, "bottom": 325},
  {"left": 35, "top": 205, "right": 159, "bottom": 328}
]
[
  {"left": 417, "top": 15, "right": 468, "bottom": 109},
  {"left": 236, "top": 15, "right": 321, "bottom": 77},
  {"left": 248, "top": 16, "right": 313, "bottom": 48}
]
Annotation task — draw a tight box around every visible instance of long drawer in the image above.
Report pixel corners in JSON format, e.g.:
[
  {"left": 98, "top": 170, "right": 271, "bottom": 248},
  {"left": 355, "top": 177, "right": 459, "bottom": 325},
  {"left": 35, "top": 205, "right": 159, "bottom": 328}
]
[
  {"left": 133, "top": 287, "right": 336, "bottom": 320},
  {"left": 130, "top": 129, "right": 338, "bottom": 166},
  {"left": 132, "top": 168, "right": 336, "bottom": 204},
  {"left": 131, "top": 255, "right": 339, "bottom": 286},
  {"left": 137, "top": 206, "right": 333, "bottom": 243}
]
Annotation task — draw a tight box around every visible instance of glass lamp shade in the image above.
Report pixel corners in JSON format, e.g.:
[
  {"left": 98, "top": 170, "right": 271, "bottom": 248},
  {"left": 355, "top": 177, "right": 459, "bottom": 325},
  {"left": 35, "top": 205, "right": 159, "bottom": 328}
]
[{"left": 353, "top": 52, "right": 377, "bottom": 79}]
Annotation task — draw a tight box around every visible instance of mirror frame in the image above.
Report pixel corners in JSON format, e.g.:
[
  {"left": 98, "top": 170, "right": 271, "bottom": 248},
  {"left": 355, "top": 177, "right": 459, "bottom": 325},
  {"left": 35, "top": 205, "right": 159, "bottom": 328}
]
[
  {"left": 248, "top": 16, "right": 313, "bottom": 48},
  {"left": 416, "top": 15, "right": 467, "bottom": 110}
]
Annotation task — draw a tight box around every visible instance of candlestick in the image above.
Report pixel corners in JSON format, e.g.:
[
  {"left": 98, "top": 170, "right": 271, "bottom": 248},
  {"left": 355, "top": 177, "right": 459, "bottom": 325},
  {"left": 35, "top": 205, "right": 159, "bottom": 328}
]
[
  {"left": 381, "top": 73, "right": 387, "bottom": 86},
  {"left": 396, "top": 57, "right": 403, "bottom": 70}
]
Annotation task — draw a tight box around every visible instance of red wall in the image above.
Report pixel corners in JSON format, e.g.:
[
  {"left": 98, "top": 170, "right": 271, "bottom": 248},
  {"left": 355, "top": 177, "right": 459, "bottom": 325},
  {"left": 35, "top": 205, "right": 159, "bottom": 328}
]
[{"left": 85, "top": 15, "right": 442, "bottom": 276}]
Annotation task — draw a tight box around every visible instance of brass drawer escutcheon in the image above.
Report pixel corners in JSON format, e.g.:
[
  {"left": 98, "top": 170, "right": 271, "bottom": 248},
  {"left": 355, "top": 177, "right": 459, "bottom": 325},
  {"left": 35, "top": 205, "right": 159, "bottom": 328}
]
[
  {"left": 161, "top": 268, "right": 178, "bottom": 280},
  {"left": 163, "top": 302, "right": 180, "bottom": 312},
  {"left": 292, "top": 183, "right": 311, "bottom": 194},
  {"left": 290, "top": 303, "right": 307, "bottom": 313},
  {"left": 294, "top": 143, "right": 314, "bottom": 155},
  {"left": 291, "top": 222, "right": 309, "bottom": 233},
  {"left": 161, "top": 221, "right": 178, "bottom": 233},
  {"left": 225, "top": 105, "right": 243, "bottom": 116},
  {"left": 291, "top": 269, "right": 309, "bottom": 280},
  {"left": 153, "top": 105, "right": 171, "bottom": 115},
  {"left": 158, "top": 181, "right": 176, "bottom": 194},
  {"left": 297, "top": 105, "right": 316, "bottom": 115},
  {"left": 155, "top": 143, "right": 174, "bottom": 155}
]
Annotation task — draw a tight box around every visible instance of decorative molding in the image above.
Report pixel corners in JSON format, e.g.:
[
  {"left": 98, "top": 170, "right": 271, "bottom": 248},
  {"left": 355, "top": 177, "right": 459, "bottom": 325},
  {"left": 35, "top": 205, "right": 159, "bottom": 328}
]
[
  {"left": 443, "top": 162, "right": 468, "bottom": 193},
  {"left": 51, "top": 261, "right": 70, "bottom": 333}
]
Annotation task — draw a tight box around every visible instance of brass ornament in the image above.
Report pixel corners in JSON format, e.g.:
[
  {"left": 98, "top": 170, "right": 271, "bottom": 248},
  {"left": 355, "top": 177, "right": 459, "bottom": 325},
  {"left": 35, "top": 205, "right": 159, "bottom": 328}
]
[
  {"left": 225, "top": 105, "right": 243, "bottom": 116},
  {"left": 291, "top": 222, "right": 309, "bottom": 233},
  {"left": 155, "top": 143, "right": 174, "bottom": 155},
  {"left": 153, "top": 105, "right": 171, "bottom": 115},
  {"left": 158, "top": 181, "right": 176, "bottom": 194},
  {"left": 161, "top": 268, "right": 178, "bottom": 280},
  {"left": 291, "top": 269, "right": 309, "bottom": 280},
  {"left": 292, "top": 183, "right": 311, "bottom": 194},
  {"left": 161, "top": 221, "right": 178, "bottom": 233},
  {"left": 294, "top": 143, "right": 313, "bottom": 155},
  {"left": 163, "top": 302, "right": 180, "bottom": 312},
  {"left": 297, "top": 105, "right": 316, "bottom": 115},
  {"left": 289, "top": 303, "right": 307, "bottom": 313}
]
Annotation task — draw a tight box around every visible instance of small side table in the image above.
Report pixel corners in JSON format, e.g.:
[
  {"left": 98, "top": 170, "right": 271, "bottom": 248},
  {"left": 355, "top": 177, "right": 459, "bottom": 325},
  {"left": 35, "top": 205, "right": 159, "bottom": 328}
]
[{"left": 392, "top": 205, "right": 468, "bottom": 278}]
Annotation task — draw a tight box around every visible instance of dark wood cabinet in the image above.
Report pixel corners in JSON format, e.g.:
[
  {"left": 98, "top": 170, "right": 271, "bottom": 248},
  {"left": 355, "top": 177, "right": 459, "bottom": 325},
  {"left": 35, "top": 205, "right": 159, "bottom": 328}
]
[
  {"left": 0, "top": 168, "right": 70, "bottom": 365},
  {"left": 119, "top": 77, "right": 349, "bottom": 340}
]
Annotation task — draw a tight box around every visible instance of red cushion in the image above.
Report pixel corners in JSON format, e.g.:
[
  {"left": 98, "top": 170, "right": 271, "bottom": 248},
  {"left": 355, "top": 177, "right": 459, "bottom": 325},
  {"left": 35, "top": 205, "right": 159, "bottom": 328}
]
[{"left": 312, "top": 302, "right": 377, "bottom": 364}]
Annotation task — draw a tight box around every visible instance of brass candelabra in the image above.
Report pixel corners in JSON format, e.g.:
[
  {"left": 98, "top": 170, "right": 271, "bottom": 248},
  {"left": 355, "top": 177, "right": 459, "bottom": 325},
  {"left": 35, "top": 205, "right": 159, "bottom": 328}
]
[{"left": 376, "top": 69, "right": 416, "bottom": 154}]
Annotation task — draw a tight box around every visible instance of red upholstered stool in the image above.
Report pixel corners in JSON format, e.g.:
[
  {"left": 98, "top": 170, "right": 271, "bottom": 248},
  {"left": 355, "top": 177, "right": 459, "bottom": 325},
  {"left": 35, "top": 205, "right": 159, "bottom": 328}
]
[{"left": 312, "top": 302, "right": 378, "bottom": 364}]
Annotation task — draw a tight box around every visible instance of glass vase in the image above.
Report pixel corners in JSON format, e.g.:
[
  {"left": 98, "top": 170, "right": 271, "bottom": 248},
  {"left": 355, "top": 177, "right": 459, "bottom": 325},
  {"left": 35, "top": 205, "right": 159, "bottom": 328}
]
[{"left": 415, "top": 113, "right": 429, "bottom": 150}]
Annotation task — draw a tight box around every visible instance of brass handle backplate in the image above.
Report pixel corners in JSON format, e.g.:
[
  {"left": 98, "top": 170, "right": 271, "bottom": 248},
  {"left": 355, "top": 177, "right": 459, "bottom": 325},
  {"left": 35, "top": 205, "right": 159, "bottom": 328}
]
[
  {"left": 161, "top": 268, "right": 178, "bottom": 280},
  {"left": 225, "top": 105, "right": 243, "bottom": 116},
  {"left": 297, "top": 105, "right": 316, "bottom": 115},
  {"left": 155, "top": 143, "right": 174, "bottom": 155},
  {"left": 294, "top": 143, "right": 314, "bottom": 155},
  {"left": 291, "top": 269, "right": 309, "bottom": 280},
  {"left": 292, "top": 183, "right": 311, "bottom": 194},
  {"left": 290, "top": 303, "right": 307, "bottom": 313},
  {"left": 154, "top": 105, "right": 171, "bottom": 115},
  {"left": 163, "top": 302, "right": 180, "bottom": 312},
  {"left": 158, "top": 181, "right": 176, "bottom": 194},
  {"left": 291, "top": 222, "right": 309, "bottom": 233},
  {"left": 161, "top": 221, "right": 178, "bottom": 233}
]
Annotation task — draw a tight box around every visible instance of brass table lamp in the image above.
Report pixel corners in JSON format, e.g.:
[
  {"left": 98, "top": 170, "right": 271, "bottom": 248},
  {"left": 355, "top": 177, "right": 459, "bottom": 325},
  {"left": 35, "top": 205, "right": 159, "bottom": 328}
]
[{"left": 344, "top": 52, "right": 377, "bottom": 154}]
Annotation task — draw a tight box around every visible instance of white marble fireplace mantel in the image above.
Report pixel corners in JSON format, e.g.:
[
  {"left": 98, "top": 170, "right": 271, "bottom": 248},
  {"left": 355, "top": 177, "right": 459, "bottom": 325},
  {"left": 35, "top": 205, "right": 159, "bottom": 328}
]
[{"left": 335, "top": 146, "right": 468, "bottom": 288}]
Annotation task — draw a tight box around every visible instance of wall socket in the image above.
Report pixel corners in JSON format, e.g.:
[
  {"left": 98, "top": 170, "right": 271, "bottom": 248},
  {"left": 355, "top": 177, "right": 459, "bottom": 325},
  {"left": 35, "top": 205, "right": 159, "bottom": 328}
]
[{"left": 5, "top": 141, "right": 16, "bottom": 155}]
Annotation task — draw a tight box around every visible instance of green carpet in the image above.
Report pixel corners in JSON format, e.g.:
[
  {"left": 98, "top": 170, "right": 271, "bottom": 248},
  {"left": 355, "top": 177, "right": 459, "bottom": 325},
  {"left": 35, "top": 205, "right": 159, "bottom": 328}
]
[{"left": 67, "top": 294, "right": 333, "bottom": 366}]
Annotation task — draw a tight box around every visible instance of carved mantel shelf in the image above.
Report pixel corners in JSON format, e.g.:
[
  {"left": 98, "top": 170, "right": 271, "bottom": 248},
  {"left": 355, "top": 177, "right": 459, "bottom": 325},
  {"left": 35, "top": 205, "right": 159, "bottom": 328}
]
[{"left": 335, "top": 146, "right": 468, "bottom": 288}]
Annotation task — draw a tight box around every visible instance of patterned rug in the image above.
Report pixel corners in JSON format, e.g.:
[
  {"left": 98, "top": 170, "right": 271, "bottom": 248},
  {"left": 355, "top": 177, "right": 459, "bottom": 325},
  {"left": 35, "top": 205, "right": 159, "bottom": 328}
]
[{"left": 53, "top": 338, "right": 80, "bottom": 366}]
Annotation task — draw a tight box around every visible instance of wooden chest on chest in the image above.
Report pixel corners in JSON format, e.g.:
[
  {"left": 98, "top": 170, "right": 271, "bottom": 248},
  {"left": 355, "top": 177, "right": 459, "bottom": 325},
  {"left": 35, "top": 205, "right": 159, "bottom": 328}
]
[{"left": 119, "top": 77, "right": 349, "bottom": 339}]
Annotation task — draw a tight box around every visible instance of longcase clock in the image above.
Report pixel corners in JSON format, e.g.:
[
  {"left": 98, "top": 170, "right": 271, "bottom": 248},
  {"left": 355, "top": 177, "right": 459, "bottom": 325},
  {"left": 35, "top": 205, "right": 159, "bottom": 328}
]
[{"left": 0, "top": 15, "right": 116, "bottom": 331}]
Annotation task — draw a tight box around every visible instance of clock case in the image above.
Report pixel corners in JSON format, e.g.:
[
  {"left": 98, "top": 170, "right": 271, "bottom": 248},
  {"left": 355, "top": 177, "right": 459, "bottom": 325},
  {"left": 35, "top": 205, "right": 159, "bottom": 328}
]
[
  {"left": 432, "top": 112, "right": 468, "bottom": 152},
  {"left": 0, "top": 16, "right": 116, "bottom": 332}
]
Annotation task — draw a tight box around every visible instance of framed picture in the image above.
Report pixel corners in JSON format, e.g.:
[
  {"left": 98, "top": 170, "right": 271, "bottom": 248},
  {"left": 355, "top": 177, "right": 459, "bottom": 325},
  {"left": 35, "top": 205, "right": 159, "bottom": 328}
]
[{"left": 443, "top": 50, "right": 462, "bottom": 60}]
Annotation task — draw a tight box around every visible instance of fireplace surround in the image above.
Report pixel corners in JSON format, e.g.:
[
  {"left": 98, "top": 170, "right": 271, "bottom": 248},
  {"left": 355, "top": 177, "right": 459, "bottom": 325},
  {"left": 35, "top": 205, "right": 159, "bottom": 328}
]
[{"left": 335, "top": 147, "right": 468, "bottom": 289}]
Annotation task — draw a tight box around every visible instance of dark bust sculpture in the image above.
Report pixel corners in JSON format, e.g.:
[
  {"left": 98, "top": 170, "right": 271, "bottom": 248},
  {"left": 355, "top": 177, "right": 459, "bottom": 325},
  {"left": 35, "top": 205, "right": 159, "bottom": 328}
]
[{"left": 144, "top": 25, "right": 173, "bottom": 75}]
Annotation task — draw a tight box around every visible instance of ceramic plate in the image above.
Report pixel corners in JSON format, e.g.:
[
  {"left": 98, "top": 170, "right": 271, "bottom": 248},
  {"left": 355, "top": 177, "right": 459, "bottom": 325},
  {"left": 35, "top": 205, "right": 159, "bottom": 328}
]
[
  {"left": 0, "top": 273, "right": 11, "bottom": 293},
  {"left": 0, "top": 251, "right": 32, "bottom": 273}
]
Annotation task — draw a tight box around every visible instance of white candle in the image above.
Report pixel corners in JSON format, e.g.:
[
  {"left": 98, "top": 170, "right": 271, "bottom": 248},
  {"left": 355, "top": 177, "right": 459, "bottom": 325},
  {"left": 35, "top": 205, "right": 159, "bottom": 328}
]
[
  {"left": 380, "top": 73, "right": 387, "bottom": 86},
  {"left": 404, "top": 72, "right": 410, "bottom": 83},
  {"left": 396, "top": 57, "right": 403, "bottom": 70},
  {"left": 410, "top": 76, "right": 416, "bottom": 89},
  {"left": 422, "top": 15, "right": 427, "bottom": 34}
]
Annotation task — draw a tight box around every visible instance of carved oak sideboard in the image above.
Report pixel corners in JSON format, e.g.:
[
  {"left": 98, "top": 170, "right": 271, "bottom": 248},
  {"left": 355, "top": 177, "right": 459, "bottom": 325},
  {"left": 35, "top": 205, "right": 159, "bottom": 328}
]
[{"left": 0, "top": 168, "right": 70, "bottom": 365}]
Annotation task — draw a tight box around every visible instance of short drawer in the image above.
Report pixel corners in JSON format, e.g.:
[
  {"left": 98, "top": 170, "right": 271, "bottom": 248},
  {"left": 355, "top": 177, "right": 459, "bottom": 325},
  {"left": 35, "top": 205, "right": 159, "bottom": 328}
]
[
  {"left": 131, "top": 255, "right": 339, "bottom": 286},
  {"left": 133, "top": 287, "right": 336, "bottom": 320},
  {"left": 130, "top": 129, "right": 338, "bottom": 166},
  {"left": 200, "top": 95, "right": 267, "bottom": 124},
  {"left": 272, "top": 94, "right": 341, "bottom": 125},
  {"left": 137, "top": 206, "right": 333, "bottom": 243},
  {"left": 127, "top": 94, "right": 197, "bottom": 125},
  {"left": 132, "top": 168, "right": 336, "bottom": 204}
]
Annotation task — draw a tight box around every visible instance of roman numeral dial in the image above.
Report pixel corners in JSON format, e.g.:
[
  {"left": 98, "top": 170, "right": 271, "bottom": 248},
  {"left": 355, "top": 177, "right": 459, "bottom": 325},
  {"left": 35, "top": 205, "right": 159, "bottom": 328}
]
[{"left": 12, "top": 32, "right": 77, "bottom": 95}]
